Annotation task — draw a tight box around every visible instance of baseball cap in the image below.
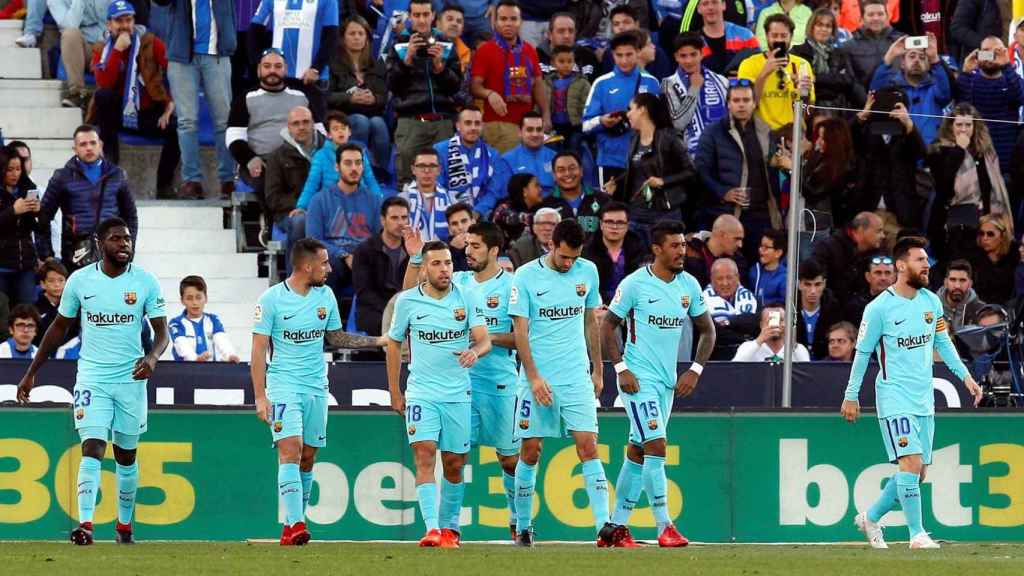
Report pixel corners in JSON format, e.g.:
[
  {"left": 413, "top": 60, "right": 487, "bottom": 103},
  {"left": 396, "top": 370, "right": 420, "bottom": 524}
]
[{"left": 108, "top": 0, "right": 135, "bottom": 20}]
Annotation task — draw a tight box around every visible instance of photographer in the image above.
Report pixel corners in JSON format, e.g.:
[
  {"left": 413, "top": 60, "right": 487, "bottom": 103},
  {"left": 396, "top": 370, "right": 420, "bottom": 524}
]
[
  {"left": 737, "top": 13, "right": 815, "bottom": 131},
  {"left": 733, "top": 306, "right": 811, "bottom": 362},
  {"left": 869, "top": 32, "right": 951, "bottom": 145},
  {"left": 956, "top": 37, "right": 1024, "bottom": 174}
]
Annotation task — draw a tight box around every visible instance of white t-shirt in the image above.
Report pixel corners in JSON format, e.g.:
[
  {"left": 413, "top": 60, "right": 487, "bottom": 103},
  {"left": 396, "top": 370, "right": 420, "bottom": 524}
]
[{"left": 732, "top": 340, "right": 810, "bottom": 362}]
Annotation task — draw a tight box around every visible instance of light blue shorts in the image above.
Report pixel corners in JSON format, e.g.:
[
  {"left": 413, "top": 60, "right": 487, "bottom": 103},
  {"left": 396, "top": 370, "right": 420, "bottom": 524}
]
[
  {"left": 879, "top": 414, "right": 934, "bottom": 465},
  {"left": 514, "top": 380, "right": 599, "bottom": 440},
  {"left": 406, "top": 399, "right": 471, "bottom": 454},
  {"left": 73, "top": 382, "right": 148, "bottom": 441},
  {"left": 619, "top": 377, "right": 673, "bottom": 446},
  {"left": 471, "top": 390, "right": 520, "bottom": 456},
  {"left": 267, "top": 390, "right": 328, "bottom": 448}
]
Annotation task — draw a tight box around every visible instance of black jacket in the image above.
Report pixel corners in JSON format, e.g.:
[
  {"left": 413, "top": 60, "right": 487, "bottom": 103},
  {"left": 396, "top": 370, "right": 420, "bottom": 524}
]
[
  {"left": 790, "top": 41, "right": 863, "bottom": 108},
  {"left": 264, "top": 131, "right": 326, "bottom": 222},
  {"left": 850, "top": 116, "right": 927, "bottom": 230},
  {"left": 684, "top": 236, "right": 749, "bottom": 291},
  {"left": 582, "top": 230, "right": 648, "bottom": 304},
  {"left": 0, "top": 185, "right": 39, "bottom": 271},
  {"left": 620, "top": 127, "right": 696, "bottom": 215},
  {"left": 387, "top": 29, "right": 463, "bottom": 117},
  {"left": 925, "top": 144, "right": 1002, "bottom": 262},
  {"left": 967, "top": 241, "right": 1021, "bottom": 306},
  {"left": 839, "top": 27, "right": 902, "bottom": 97},
  {"left": 810, "top": 230, "right": 868, "bottom": 305},
  {"left": 327, "top": 56, "right": 388, "bottom": 117},
  {"left": 950, "top": 0, "right": 1003, "bottom": 63},
  {"left": 795, "top": 288, "right": 843, "bottom": 360},
  {"left": 351, "top": 234, "right": 409, "bottom": 335}
]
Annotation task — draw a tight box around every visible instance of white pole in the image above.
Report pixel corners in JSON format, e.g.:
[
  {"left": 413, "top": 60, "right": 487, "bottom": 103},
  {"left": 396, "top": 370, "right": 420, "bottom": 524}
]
[{"left": 781, "top": 99, "right": 804, "bottom": 408}]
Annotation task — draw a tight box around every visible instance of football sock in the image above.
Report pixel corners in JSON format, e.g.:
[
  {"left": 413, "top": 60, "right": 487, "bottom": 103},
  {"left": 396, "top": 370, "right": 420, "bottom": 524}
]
[
  {"left": 611, "top": 458, "right": 643, "bottom": 525},
  {"left": 115, "top": 462, "right": 139, "bottom": 525},
  {"left": 514, "top": 460, "right": 536, "bottom": 533},
  {"left": 440, "top": 478, "right": 465, "bottom": 531},
  {"left": 300, "top": 470, "right": 314, "bottom": 515},
  {"left": 643, "top": 455, "right": 670, "bottom": 534},
  {"left": 867, "top": 475, "right": 900, "bottom": 524},
  {"left": 896, "top": 471, "right": 924, "bottom": 538},
  {"left": 502, "top": 471, "right": 517, "bottom": 525},
  {"left": 582, "top": 458, "right": 610, "bottom": 530},
  {"left": 278, "top": 463, "right": 303, "bottom": 526},
  {"left": 77, "top": 456, "right": 101, "bottom": 524},
  {"left": 416, "top": 483, "right": 439, "bottom": 531}
]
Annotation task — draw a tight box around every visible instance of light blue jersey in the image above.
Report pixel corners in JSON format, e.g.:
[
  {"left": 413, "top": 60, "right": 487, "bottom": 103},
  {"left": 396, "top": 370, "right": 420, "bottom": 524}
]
[
  {"left": 389, "top": 283, "right": 485, "bottom": 403},
  {"left": 845, "top": 287, "right": 969, "bottom": 418},
  {"left": 509, "top": 256, "right": 601, "bottom": 387},
  {"left": 253, "top": 280, "right": 343, "bottom": 397},
  {"left": 609, "top": 266, "right": 707, "bottom": 387},
  {"left": 452, "top": 269, "right": 518, "bottom": 394},
  {"left": 58, "top": 263, "right": 166, "bottom": 384}
]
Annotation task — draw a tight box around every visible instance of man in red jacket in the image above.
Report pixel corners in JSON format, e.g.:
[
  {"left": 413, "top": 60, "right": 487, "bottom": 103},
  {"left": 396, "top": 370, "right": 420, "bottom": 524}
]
[{"left": 89, "top": 1, "right": 181, "bottom": 198}]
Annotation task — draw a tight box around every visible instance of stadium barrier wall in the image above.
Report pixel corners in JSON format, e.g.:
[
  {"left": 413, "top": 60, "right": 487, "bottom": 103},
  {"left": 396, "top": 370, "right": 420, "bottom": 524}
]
[{"left": 1, "top": 408, "right": 1022, "bottom": 542}]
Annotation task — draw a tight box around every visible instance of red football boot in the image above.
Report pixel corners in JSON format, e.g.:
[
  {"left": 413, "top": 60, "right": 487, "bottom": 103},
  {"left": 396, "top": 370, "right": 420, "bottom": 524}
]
[
  {"left": 70, "top": 522, "right": 94, "bottom": 546},
  {"left": 419, "top": 528, "right": 443, "bottom": 547},
  {"left": 115, "top": 522, "right": 134, "bottom": 544},
  {"left": 509, "top": 524, "right": 517, "bottom": 541},
  {"left": 615, "top": 527, "right": 643, "bottom": 548},
  {"left": 281, "top": 522, "right": 311, "bottom": 546},
  {"left": 658, "top": 524, "right": 689, "bottom": 548},
  {"left": 439, "top": 529, "right": 461, "bottom": 548},
  {"left": 279, "top": 524, "right": 292, "bottom": 545}
]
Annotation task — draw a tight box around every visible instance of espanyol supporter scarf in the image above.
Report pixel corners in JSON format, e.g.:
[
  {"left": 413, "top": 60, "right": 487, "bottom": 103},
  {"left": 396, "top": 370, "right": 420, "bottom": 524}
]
[
  {"left": 665, "top": 66, "right": 727, "bottom": 155},
  {"left": 96, "top": 30, "right": 142, "bottom": 130},
  {"left": 497, "top": 36, "right": 534, "bottom": 99},
  {"left": 444, "top": 135, "right": 491, "bottom": 205}
]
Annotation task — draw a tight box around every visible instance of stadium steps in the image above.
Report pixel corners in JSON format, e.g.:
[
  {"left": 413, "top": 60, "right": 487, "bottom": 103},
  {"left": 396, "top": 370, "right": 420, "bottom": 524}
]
[
  {"left": 0, "top": 20, "right": 22, "bottom": 46},
  {"left": 135, "top": 202, "right": 266, "bottom": 362}
]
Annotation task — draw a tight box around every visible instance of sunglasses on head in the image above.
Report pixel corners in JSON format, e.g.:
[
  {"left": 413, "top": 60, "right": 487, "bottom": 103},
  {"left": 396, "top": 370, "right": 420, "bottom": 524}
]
[
  {"left": 729, "top": 78, "right": 753, "bottom": 88},
  {"left": 260, "top": 47, "right": 285, "bottom": 59},
  {"left": 870, "top": 256, "right": 893, "bottom": 265}
]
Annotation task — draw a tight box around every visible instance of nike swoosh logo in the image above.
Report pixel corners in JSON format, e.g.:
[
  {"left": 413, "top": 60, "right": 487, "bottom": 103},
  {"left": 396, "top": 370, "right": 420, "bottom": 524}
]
[
  {"left": 84, "top": 295, "right": 96, "bottom": 300},
  {"left": 536, "top": 290, "right": 550, "bottom": 297},
  {"left": 283, "top": 314, "right": 297, "bottom": 320},
  {"left": 318, "top": 435, "right": 326, "bottom": 441},
  {"left": 895, "top": 319, "right": 906, "bottom": 325},
  {"left": 610, "top": 88, "right": 620, "bottom": 94},
  {"left": 416, "top": 314, "right": 429, "bottom": 320},
  {"left": 648, "top": 299, "right": 660, "bottom": 304}
]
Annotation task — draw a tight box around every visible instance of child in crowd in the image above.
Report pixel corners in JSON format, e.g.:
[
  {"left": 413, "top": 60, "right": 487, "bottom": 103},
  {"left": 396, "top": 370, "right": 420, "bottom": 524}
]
[
  {"left": 0, "top": 304, "right": 39, "bottom": 359},
  {"left": 33, "top": 259, "right": 80, "bottom": 351},
  {"left": 749, "top": 229, "right": 788, "bottom": 306},
  {"left": 296, "top": 110, "right": 383, "bottom": 213},
  {"left": 544, "top": 45, "right": 590, "bottom": 152},
  {"left": 169, "top": 275, "right": 240, "bottom": 363}
]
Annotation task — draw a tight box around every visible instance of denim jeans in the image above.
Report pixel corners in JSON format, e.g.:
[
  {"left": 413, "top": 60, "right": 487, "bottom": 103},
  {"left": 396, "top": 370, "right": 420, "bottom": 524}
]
[
  {"left": 23, "top": 0, "right": 45, "bottom": 35},
  {"left": 167, "top": 56, "right": 234, "bottom": 184},
  {"left": 347, "top": 114, "right": 390, "bottom": 170}
]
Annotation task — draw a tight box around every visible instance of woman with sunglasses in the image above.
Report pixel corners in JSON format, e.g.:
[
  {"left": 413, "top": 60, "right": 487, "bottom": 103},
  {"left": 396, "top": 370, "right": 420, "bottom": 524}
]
[{"left": 967, "top": 214, "right": 1020, "bottom": 305}]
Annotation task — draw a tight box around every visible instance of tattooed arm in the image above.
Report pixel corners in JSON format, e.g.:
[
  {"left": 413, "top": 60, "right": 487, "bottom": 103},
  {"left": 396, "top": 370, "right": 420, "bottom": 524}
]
[{"left": 325, "top": 330, "right": 386, "bottom": 350}]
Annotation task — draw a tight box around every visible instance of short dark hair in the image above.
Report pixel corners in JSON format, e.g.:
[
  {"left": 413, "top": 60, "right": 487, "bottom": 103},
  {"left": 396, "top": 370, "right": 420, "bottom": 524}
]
[
  {"left": 439, "top": 3, "right": 463, "bottom": 15},
  {"left": 551, "top": 44, "right": 574, "bottom": 58},
  {"left": 414, "top": 147, "right": 440, "bottom": 162},
  {"left": 291, "top": 237, "right": 327, "bottom": 265},
  {"left": 10, "top": 303, "right": 41, "bottom": 327},
  {"left": 650, "top": 220, "right": 687, "bottom": 247},
  {"left": 409, "top": 0, "right": 434, "bottom": 9},
  {"left": 798, "top": 258, "right": 825, "bottom": 281},
  {"left": 762, "top": 229, "right": 788, "bottom": 256},
  {"left": 422, "top": 240, "right": 451, "bottom": 259},
  {"left": 468, "top": 221, "right": 504, "bottom": 250},
  {"left": 381, "top": 196, "right": 410, "bottom": 217},
  {"left": 495, "top": 0, "right": 520, "bottom": 12},
  {"left": 860, "top": 0, "right": 888, "bottom": 14},
  {"left": 552, "top": 150, "right": 581, "bottom": 171},
  {"left": 520, "top": 110, "right": 543, "bottom": 127},
  {"left": 609, "top": 30, "right": 641, "bottom": 51},
  {"left": 445, "top": 202, "right": 474, "bottom": 222},
  {"left": 335, "top": 142, "right": 364, "bottom": 164},
  {"left": 457, "top": 105, "right": 482, "bottom": 121},
  {"left": 179, "top": 275, "right": 208, "bottom": 297},
  {"left": 673, "top": 31, "right": 704, "bottom": 54},
  {"left": 73, "top": 124, "right": 99, "bottom": 140},
  {"left": 893, "top": 236, "right": 928, "bottom": 262},
  {"left": 7, "top": 140, "right": 30, "bottom": 155},
  {"left": 37, "top": 258, "right": 68, "bottom": 282},
  {"left": 325, "top": 110, "right": 350, "bottom": 131},
  {"left": 95, "top": 217, "right": 129, "bottom": 240},
  {"left": 598, "top": 201, "right": 629, "bottom": 221},
  {"left": 763, "top": 13, "right": 795, "bottom": 35},
  {"left": 609, "top": 4, "right": 637, "bottom": 22},
  {"left": 552, "top": 218, "right": 586, "bottom": 249},
  {"left": 946, "top": 259, "right": 973, "bottom": 279},
  {"left": 549, "top": 11, "right": 576, "bottom": 29}
]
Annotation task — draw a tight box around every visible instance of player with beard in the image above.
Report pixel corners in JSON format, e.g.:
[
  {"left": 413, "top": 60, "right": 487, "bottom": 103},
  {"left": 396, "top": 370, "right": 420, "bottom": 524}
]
[
  {"left": 843, "top": 236, "right": 982, "bottom": 550},
  {"left": 251, "top": 238, "right": 385, "bottom": 546},
  {"left": 388, "top": 241, "right": 491, "bottom": 548},
  {"left": 602, "top": 220, "right": 716, "bottom": 547},
  {"left": 17, "top": 217, "right": 169, "bottom": 545}
]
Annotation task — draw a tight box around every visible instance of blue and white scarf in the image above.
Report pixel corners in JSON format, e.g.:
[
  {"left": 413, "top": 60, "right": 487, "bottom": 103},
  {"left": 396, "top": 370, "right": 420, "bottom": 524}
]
[
  {"left": 95, "top": 30, "right": 142, "bottom": 130},
  {"left": 402, "top": 182, "right": 454, "bottom": 242},
  {"left": 663, "top": 66, "right": 728, "bottom": 157},
  {"left": 444, "top": 135, "right": 492, "bottom": 206}
]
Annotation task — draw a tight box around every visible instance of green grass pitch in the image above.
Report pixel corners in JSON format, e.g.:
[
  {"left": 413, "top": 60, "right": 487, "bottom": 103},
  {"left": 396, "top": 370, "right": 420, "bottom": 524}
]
[{"left": 6, "top": 542, "right": 1024, "bottom": 575}]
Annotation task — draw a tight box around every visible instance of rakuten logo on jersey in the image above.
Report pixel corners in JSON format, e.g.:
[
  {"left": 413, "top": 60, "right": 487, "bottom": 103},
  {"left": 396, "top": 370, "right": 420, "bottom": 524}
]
[
  {"left": 284, "top": 329, "right": 325, "bottom": 344},
  {"left": 897, "top": 334, "right": 931, "bottom": 350},
  {"left": 648, "top": 315, "right": 687, "bottom": 328},
  {"left": 539, "top": 305, "right": 583, "bottom": 320},
  {"left": 417, "top": 328, "right": 467, "bottom": 344},
  {"left": 86, "top": 311, "right": 136, "bottom": 326}
]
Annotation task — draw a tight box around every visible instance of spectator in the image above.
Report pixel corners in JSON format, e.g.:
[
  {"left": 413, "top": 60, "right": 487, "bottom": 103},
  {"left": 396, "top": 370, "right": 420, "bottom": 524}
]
[
  {"left": 543, "top": 45, "right": 591, "bottom": 151},
  {"left": 88, "top": 1, "right": 180, "bottom": 198},
  {"left": 749, "top": 228, "right": 787, "bottom": 305},
  {"left": 491, "top": 173, "right": 546, "bottom": 242},
  {"left": 599, "top": 5, "right": 672, "bottom": 79},
  {"left": 693, "top": 0, "right": 759, "bottom": 76},
  {"left": 956, "top": 37, "right": 1024, "bottom": 175},
  {"left": 548, "top": 150, "right": 608, "bottom": 236},
  {"left": 843, "top": 253, "right": 895, "bottom": 324},
  {"left": 663, "top": 32, "right": 729, "bottom": 159},
  {"left": 503, "top": 111, "right": 557, "bottom": 193},
  {"left": 307, "top": 143, "right": 383, "bottom": 294},
  {"left": 738, "top": 13, "right": 815, "bottom": 131},
  {"left": 733, "top": 306, "right": 810, "bottom": 362},
  {"left": 157, "top": 0, "right": 237, "bottom": 200},
  {"left": 949, "top": 0, "right": 1004, "bottom": 64},
  {"left": 538, "top": 12, "right": 601, "bottom": 82},
  {"left": 437, "top": 5, "right": 472, "bottom": 75},
  {"left": 6, "top": 141, "right": 37, "bottom": 192},
  {"left": 583, "top": 31, "right": 661, "bottom": 185},
  {"left": 0, "top": 292, "right": 7, "bottom": 342},
  {"left": 227, "top": 49, "right": 310, "bottom": 244},
  {"left": 0, "top": 147, "right": 40, "bottom": 305},
  {"left": 508, "top": 205, "right": 560, "bottom": 267},
  {"left": 328, "top": 16, "right": 390, "bottom": 173},
  {"left": 37, "top": 125, "right": 138, "bottom": 272},
  {"left": 790, "top": 7, "right": 861, "bottom": 109},
  {"left": 352, "top": 197, "right": 412, "bottom": 335},
  {"left": 606, "top": 92, "right": 695, "bottom": 240},
  {"left": 926, "top": 103, "right": 1013, "bottom": 264},
  {"left": 517, "top": 0, "right": 571, "bottom": 47},
  {"left": 582, "top": 201, "right": 646, "bottom": 303},
  {"left": 471, "top": 0, "right": 548, "bottom": 153},
  {"left": 51, "top": 0, "right": 109, "bottom": 108},
  {"left": 810, "top": 211, "right": 884, "bottom": 304},
  {"left": 402, "top": 148, "right": 456, "bottom": 241},
  {"left": 33, "top": 259, "right": 79, "bottom": 349},
  {"left": 1011, "top": 19, "right": 1024, "bottom": 82},
  {"left": 685, "top": 213, "right": 748, "bottom": 289},
  {"left": 0, "top": 304, "right": 39, "bottom": 359},
  {"left": 825, "top": 321, "right": 856, "bottom": 361},
  {"left": 694, "top": 81, "right": 782, "bottom": 258},
  {"left": 250, "top": 0, "right": 338, "bottom": 119},
  {"left": 704, "top": 257, "right": 759, "bottom": 360},
  {"left": 169, "top": 275, "right": 240, "bottom": 363},
  {"left": 755, "top": 0, "right": 813, "bottom": 50},
  {"left": 869, "top": 32, "right": 950, "bottom": 145},
  {"left": 794, "top": 258, "right": 841, "bottom": 360},
  {"left": 13, "top": 0, "right": 44, "bottom": 48},
  {"left": 570, "top": 0, "right": 651, "bottom": 47},
  {"left": 435, "top": 106, "right": 508, "bottom": 216},
  {"left": 297, "top": 111, "right": 381, "bottom": 213},
  {"left": 967, "top": 213, "right": 1020, "bottom": 305},
  {"left": 838, "top": 0, "right": 900, "bottom": 97},
  {"left": 444, "top": 202, "right": 476, "bottom": 272},
  {"left": 264, "top": 106, "right": 326, "bottom": 271},
  {"left": 802, "top": 116, "right": 857, "bottom": 228},
  {"left": 938, "top": 259, "right": 987, "bottom": 336}
]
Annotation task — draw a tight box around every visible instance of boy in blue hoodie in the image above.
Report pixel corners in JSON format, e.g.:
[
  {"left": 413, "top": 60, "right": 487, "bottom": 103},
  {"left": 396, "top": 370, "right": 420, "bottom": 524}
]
[
  {"left": 297, "top": 110, "right": 381, "bottom": 212},
  {"left": 749, "top": 228, "right": 787, "bottom": 305}
]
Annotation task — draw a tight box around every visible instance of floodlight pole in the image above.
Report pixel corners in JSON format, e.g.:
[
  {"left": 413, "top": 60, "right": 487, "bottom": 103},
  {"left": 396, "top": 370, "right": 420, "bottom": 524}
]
[{"left": 781, "top": 99, "right": 805, "bottom": 408}]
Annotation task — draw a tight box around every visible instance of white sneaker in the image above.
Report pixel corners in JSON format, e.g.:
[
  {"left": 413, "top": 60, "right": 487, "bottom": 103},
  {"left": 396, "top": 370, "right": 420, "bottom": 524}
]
[
  {"left": 15, "top": 33, "right": 37, "bottom": 48},
  {"left": 909, "top": 532, "right": 940, "bottom": 549},
  {"left": 854, "top": 512, "right": 888, "bottom": 549}
]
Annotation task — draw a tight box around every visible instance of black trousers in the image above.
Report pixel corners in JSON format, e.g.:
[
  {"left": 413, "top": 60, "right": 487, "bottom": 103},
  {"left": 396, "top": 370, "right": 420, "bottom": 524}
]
[{"left": 93, "top": 88, "right": 180, "bottom": 190}]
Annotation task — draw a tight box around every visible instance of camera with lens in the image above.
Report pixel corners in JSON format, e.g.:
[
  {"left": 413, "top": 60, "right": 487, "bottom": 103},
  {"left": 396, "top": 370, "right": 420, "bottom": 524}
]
[{"left": 417, "top": 34, "right": 436, "bottom": 58}]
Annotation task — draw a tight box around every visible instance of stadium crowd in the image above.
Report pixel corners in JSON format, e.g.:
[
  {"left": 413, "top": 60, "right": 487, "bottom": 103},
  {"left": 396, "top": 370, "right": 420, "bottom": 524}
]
[{"left": 3, "top": 0, "right": 1024, "bottom": 366}]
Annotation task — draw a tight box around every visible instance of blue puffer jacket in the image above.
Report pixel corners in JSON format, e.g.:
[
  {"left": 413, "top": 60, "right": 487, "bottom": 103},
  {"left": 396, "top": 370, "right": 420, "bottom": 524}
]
[
  {"left": 869, "top": 62, "right": 951, "bottom": 145},
  {"left": 36, "top": 158, "right": 138, "bottom": 261},
  {"left": 153, "top": 0, "right": 237, "bottom": 63},
  {"left": 582, "top": 66, "right": 661, "bottom": 169}
]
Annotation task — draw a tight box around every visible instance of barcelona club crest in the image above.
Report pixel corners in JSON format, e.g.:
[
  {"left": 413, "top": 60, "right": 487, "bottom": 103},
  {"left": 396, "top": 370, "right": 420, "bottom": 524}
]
[
  {"left": 75, "top": 408, "right": 84, "bottom": 421},
  {"left": 519, "top": 419, "right": 530, "bottom": 430},
  {"left": 124, "top": 291, "right": 137, "bottom": 305},
  {"left": 575, "top": 283, "right": 586, "bottom": 297},
  {"left": 681, "top": 295, "right": 690, "bottom": 308},
  {"left": 317, "top": 307, "right": 327, "bottom": 320},
  {"left": 647, "top": 419, "right": 659, "bottom": 431},
  {"left": 924, "top": 311, "right": 934, "bottom": 325},
  {"left": 898, "top": 437, "right": 909, "bottom": 448},
  {"left": 486, "top": 294, "right": 499, "bottom": 309},
  {"left": 273, "top": 421, "right": 283, "bottom": 433},
  {"left": 408, "top": 425, "right": 416, "bottom": 436},
  {"left": 454, "top": 307, "right": 466, "bottom": 321}
]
